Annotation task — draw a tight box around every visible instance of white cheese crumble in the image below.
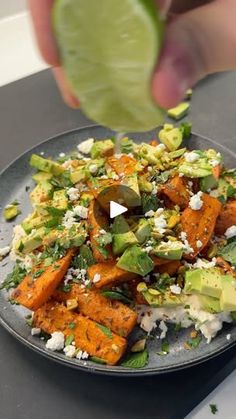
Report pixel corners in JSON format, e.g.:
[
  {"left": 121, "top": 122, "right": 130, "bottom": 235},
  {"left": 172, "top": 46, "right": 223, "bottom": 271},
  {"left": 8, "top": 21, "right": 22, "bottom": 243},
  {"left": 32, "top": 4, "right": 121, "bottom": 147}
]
[
  {"left": 156, "top": 144, "right": 166, "bottom": 152},
  {"left": 76, "top": 350, "right": 89, "bottom": 360},
  {"left": 63, "top": 345, "right": 77, "bottom": 358},
  {"left": 170, "top": 285, "right": 182, "bottom": 295},
  {"left": 184, "top": 151, "right": 199, "bottom": 163},
  {"left": 188, "top": 257, "right": 217, "bottom": 269},
  {"left": 145, "top": 210, "right": 155, "bottom": 217},
  {"left": 209, "top": 159, "right": 219, "bottom": 167},
  {"left": 67, "top": 187, "right": 80, "bottom": 202},
  {"left": 77, "top": 138, "right": 94, "bottom": 154},
  {"left": 180, "top": 231, "right": 194, "bottom": 255},
  {"left": 0, "top": 246, "right": 10, "bottom": 257},
  {"left": 31, "top": 327, "right": 41, "bottom": 336},
  {"left": 46, "top": 332, "right": 65, "bottom": 351},
  {"left": 89, "top": 164, "right": 98, "bottom": 174},
  {"left": 159, "top": 320, "right": 168, "bottom": 339},
  {"left": 73, "top": 205, "right": 88, "bottom": 219},
  {"left": 93, "top": 273, "right": 101, "bottom": 283},
  {"left": 154, "top": 215, "right": 167, "bottom": 235},
  {"left": 226, "top": 334, "right": 231, "bottom": 341},
  {"left": 225, "top": 225, "right": 236, "bottom": 239},
  {"left": 59, "top": 152, "right": 66, "bottom": 158},
  {"left": 189, "top": 191, "right": 203, "bottom": 210},
  {"left": 196, "top": 240, "right": 203, "bottom": 249}
]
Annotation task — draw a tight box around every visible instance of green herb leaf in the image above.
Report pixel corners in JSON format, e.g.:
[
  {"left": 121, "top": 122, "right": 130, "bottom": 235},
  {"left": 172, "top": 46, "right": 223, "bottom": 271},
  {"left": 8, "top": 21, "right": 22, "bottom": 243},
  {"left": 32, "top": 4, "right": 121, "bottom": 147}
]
[
  {"left": 209, "top": 404, "right": 218, "bottom": 415},
  {"left": 121, "top": 349, "right": 149, "bottom": 369},
  {"left": 90, "top": 356, "right": 107, "bottom": 365},
  {"left": 59, "top": 283, "right": 72, "bottom": 293},
  {"left": 96, "top": 246, "right": 109, "bottom": 259},
  {"left": 141, "top": 193, "right": 159, "bottom": 214},
  {"left": 96, "top": 324, "right": 113, "bottom": 339},
  {"left": 79, "top": 245, "right": 95, "bottom": 267},
  {"left": 96, "top": 232, "right": 112, "bottom": 247},
  {"left": 45, "top": 207, "right": 65, "bottom": 217},
  {"left": 18, "top": 241, "right": 25, "bottom": 253},
  {"left": 65, "top": 334, "right": 74, "bottom": 346},
  {"left": 218, "top": 241, "right": 236, "bottom": 265},
  {"left": 101, "top": 290, "right": 132, "bottom": 304},
  {"left": 68, "top": 322, "right": 76, "bottom": 330},
  {"left": 0, "top": 263, "right": 27, "bottom": 290},
  {"left": 157, "top": 341, "right": 169, "bottom": 356},
  {"left": 187, "top": 335, "right": 202, "bottom": 349},
  {"left": 33, "top": 269, "right": 45, "bottom": 279},
  {"left": 180, "top": 122, "right": 192, "bottom": 139},
  {"left": 174, "top": 323, "right": 182, "bottom": 332},
  {"left": 150, "top": 169, "right": 173, "bottom": 185}
]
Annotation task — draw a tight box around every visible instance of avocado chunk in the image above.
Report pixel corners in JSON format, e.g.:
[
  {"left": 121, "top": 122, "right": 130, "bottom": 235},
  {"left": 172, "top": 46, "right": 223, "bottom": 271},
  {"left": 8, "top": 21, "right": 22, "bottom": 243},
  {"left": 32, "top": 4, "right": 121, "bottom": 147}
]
[
  {"left": 21, "top": 212, "right": 51, "bottom": 234},
  {"left": 142, "top": 289, "right": 183, "bottom": 307},
  {"left": 70, "top": 167, "right": 89, "bottom": 184},
  {"left": 30, "top": 154, "right": 64, "bottom": 175},
  {"left": 200, "top": 174, "right": 218, "bottom": 192},
  {"left": 112, "top": 215, "right": 130, "bottom": 234},
  {"left": 122, "top": 175, "right": 141, "bottom": 207},
  {"left": 52, "top": 189, "right": 68, "bottom": 210},
  {"left": 211, "top": 178, "right": 235, "bottom": 201},
  {"left": 32, "top": 171, "right": 53, "bottom": 183},
  {"left": 184, "top": 268, "right": 222, "bottom": 298},
  {"left": 159, "top": 125, "right": 183, "bottom": 151},
  {"left": 4, "top": 204, "right": 20, "bottom": 221},
  {"left": 30, "top": 181, "right": 54, "bottom": 204},
  {"left": 135, "top": 219, "right": 151, "bottom": 244},
  {"left": 15, "top": 227, "right": 46, "bottom": 254},
  {"left": 153, "top": 241, "right": 184, "bottom": 260},
  {"left": 113, "top": 231, "right": 138, "bottom": 255},
  {"left": 167, "top": 102, "right": 190, "bottom": 120},
  {"left": 90, "top": 139, "right": 114, "bottom": 159},
  {"left": 178, "top": 163, "right": 212, "bottom": 178},
  {"left": 117, "top": 245, "right": 154, "bottom": 276},
  {"left": 220, "top": 275, "right": 236, "bottom": 311},
  {"left": 43, "top": 224, "right": 87, "bottom": 248},
  {"left": 138, "top": 175, "right": 153, "bottom": 193},
  {"left": 197, "top": 294, "right": 222, "bottom": 314}
]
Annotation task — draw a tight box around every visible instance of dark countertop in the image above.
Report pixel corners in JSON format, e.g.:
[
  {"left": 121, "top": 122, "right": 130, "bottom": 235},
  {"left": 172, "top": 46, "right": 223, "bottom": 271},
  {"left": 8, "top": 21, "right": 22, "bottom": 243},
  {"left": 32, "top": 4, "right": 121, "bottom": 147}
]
[{"left": 0, "top": 70, "right": 236, "bottom": 419}]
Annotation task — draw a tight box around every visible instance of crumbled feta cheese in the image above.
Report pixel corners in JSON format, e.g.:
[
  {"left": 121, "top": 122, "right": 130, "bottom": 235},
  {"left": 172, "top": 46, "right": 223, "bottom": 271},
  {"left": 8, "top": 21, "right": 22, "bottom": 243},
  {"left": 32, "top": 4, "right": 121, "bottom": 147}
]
[
  {"left": 156, "top": 208, "right": 164, "bottom": 215},
  {"left": 143, "top": 246, "right": 153, "bottom": 254},
  {"left": 151, "top": 181, "right": 158, "bottom": 195},
  {"left": 73, "top": 205, "right": 88, "bottom": 219},
  {"left": 31, "top": 327, "right": 41, "bottom": 336},
  {"left": 196, "top": 240, "right": 203, "bottom": 249},
  {"left": 225, "top": 225, "right": 236, "bottom": 239},
  {"left": 180, "top": 232, "right": 194, "bottom": 255},
  {"left": 154, "top": 215, "right": 167, "bottom": 234},
  {"left": 77, "top": 138, "right": 94, "bottom": 154},
  {"left": 46, "top": 332, "right": 65, "bottom": 351},
  {"left": 209, "top": 159, "right": 219, "bottom": 167},
  {"left": 111, "top": 173, "right": 119, "bottom": 180},
  {"left": 89, "top": 164, "right": 98, "bottom": 174},
  {"left": 67, "top": 187, "right": 80, "bottom": 202},
  {"left": 189, "top": 191, "right": 203, "bottom": 210},
  {"left": 40, "top": 151, "right": 45, "bottom": 156},
  {"left": 0, "top": 246, "right": 10, "bottom": 257},
  {"left": 180, "top": 231, "right": 187, "bottom": 241},
  {"left": 226, "top": 334, "right": 231, "bottom": 341},
  {"left": 62, "top": 210, "right": 76, "bottom": 229},
  {"left": 159, "top": 320, "right": 168, "bottom": 339},
  {"left": 184, "top": 151, "right": 199, "bottom": 163},
  {"left": 145, "top": 210, "right": 155, "bottom": 217},
  {"left": 99, "top": 229, "right": 107, "bottom": 235},
  {"left": 76, "top": 350, "right": 89, "bottom": 360},
  {"left": 22, "top": 254, "right": 33, "bottom": 271},
  {"left": 170, "top": 285, "right": 182, "bottom": 295},
  {"left": 93, "top": 273, "right": 101, "bottom": 283},
  {"left": 179, "top": 172, "right": 184, "bottom": 177},
  {"left": 156, "top": 144, "right": 166, "bottom": 152},
  {"left": 192, "top": 257, "right": 216, "bottom": 269},
  {"left": 59, "top": 152, "right": 66, "bottom": 158},
  {"left": 63, "top": 345, "right": 76, "bottom": 358}
]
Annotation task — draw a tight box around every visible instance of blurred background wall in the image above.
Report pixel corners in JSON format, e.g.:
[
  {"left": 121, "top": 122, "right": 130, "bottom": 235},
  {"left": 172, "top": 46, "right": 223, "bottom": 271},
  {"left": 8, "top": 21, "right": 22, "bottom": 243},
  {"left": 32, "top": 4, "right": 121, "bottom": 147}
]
[{"left": 0, "top": 0, "right": 26, "bottom": 18}]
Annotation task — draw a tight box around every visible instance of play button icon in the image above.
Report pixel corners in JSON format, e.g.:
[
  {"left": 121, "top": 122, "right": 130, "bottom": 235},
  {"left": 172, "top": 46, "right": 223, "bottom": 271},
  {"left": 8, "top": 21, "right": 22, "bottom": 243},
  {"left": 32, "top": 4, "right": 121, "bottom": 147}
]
[{"left": 110, "top": 201, "right": 128, "bottom": 219}]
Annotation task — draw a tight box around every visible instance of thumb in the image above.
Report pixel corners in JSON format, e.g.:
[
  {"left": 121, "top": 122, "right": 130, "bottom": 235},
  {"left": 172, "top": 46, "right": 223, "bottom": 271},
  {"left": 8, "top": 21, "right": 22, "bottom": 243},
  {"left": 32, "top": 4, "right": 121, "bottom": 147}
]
[{"left": 152, "top": 0, "right": 236, "bottom": 108}]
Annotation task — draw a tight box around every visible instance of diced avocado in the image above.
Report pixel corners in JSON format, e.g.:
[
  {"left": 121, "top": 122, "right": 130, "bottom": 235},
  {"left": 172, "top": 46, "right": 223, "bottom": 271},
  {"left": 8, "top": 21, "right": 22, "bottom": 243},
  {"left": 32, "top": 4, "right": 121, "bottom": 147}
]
[
  {"left": 43, "top": 225, "right": 87, "bottom": 248},
  {"left": 213, "top": 178, "right": 234, "bottom": 201},
  {"left": 138, "top": 175, "right": 153, "bottom": 193},
  {"left": 168, "top": 148, "right": 186, "bottom": 160},
  {"left": 153, "top": 241, "right": 183, "bottom": 260},
  {"left": 113, "top": 231, "right": 138, "bottom": 255},
  {"left": 112, "top": 215, "right": 130, "bottom": 234},
  {"left": 220, "top": 275, "right": 236, "bottom": 311},
  {"left": 52, "top": 189, "right": 68, "bottom": 210},
  {"left": 197, "top": 295, "right": 222, "bottom": 314},
  {"left": 4, "top": 204, "right": 20, "bottom": 221},
  {"left": 135, "top": 219, "right": 151, "bottom": 244},
  {"left": 178, "top": 163, "right": 212, "bottom": 178},
  {"left": 117, "top": 245, "right": 154, "bottom": 276},
  {"left": 167, "top": 102, "right": 190, "bottom": 120},
  {"left": 159, "top": 126, "right": 183, "bottom": 151},
  {"left": 200, "top": 174, "right": 218, "bottom": 192},
  {"left": 122, "top": 175, "right": 141, "bottom": 207},
  {"left": 30, "top": 181, "right": 54, "bottom": 204},
  {"left": 184, "top": 268, "right": 222, "bottom": 298},
  {"left": 21, "top": 212, "right": 51, "bottom": 234},
  {"left": 87, "top": 158, "right": 105, "bottom": 175},
  {"left": 15, "top": 227, "right": 46, "bottom": 254},
  {"left": 70, "top": 167, "right": 89, "bottom": 184},
  {"left": 30, "top": 154, "right": 64, "bottom": 175},
  {"left": 142, "top": 290, "right": 183, "bottom": 308},
  {"left": 90, "top": 140, "right": 114, "bottom": 159},
  {"left": 32, "top": 171, "right": 53, "bottom": 183},
  {"left": 138, "top": 144, "right": 159, "bottom": 164}
]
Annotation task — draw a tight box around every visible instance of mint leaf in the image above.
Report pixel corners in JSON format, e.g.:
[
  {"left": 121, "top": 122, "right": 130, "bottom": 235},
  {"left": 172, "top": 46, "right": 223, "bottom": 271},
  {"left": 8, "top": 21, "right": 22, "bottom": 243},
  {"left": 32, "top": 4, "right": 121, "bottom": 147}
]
[
  {"left": 96, "top": 324, "right": 113, "bottom": 339},
  {"left": 121, "top": 349, "right": 149, "bottom": 369}
]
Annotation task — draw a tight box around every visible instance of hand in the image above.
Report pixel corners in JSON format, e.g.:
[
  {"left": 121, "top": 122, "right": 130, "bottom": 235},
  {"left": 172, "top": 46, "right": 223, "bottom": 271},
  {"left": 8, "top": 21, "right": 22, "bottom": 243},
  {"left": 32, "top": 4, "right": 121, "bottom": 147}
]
[{"left": 29, "top": 0, "right": 236, "bottom": 110}]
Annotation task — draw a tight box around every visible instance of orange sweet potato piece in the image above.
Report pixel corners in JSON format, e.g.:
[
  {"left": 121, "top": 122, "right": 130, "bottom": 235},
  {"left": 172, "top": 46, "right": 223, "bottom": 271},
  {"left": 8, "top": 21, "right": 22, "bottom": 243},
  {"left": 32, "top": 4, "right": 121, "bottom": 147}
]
[
  {"left": 215, "top": 200, "right": 236, "bottom": 236},
  {"left": 157, "top": 260, "right": 182, "bottom": 276},
  {"left": 33, "top": 301, "right": 127, "bottom": 365},
  {"left": 107, "top": 155, "right": 137, "bottom": 176},
  {"left": 12, "top": 250, "right": 74, "bottom": 311},
  {"left": 212, "top": 164, "right": 221, "bottom": 179},
  {"left": 181, "top": 193, "right": 222, "bottom": 260},
  {"left": 54, "top": 284, "right": 137, "bottom": 337},
  {"left": 88, "top": 200, "right": 113, "bottom": 262},
  {"left": 162, "top": 175, "right": 190, "bottom": 208},
  {"left": 149, "top": 139, "right": 158, "bottom": 147},
  {"left": 87, "top": 261, "right": 137, "bottom": 289}
]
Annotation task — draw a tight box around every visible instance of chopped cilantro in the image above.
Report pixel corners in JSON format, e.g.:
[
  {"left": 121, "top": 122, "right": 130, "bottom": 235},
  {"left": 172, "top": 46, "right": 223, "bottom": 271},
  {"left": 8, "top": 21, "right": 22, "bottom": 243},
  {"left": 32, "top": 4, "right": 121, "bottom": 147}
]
[
  {"left": 141, "top": 193, "right": 159, "bottom": 213},
  {"left": 59, "top": 283, "right": 72, "bottom": 293},
  {"left": 65, "top": 334, "right": 74, "bottom": 346},
  {"left": 33, "top": 269, "right": 45, "bottom": 279},
  {"left": 96, "top": 324, "right": 113, "bottom": 339},
  {"left": 186, "top": 334, "right": 202, "bottom": 349},
  {"left": 101, "top": 290, "right": 132, "bottom": 304},
  {"left": 209, "top": 404, "right": 218, "bottom": 415},
  {"left": 96, "top": 232, "right": 112, "bottom": 247},
  {"left": 157, "top": 341, "right": 169, "bottom": 356},
  {"left": 68, "top": 322, "right": 76, "bottom": 330},
  {"left": 0, "top": 263, "right": 27, "bottom": 290}
]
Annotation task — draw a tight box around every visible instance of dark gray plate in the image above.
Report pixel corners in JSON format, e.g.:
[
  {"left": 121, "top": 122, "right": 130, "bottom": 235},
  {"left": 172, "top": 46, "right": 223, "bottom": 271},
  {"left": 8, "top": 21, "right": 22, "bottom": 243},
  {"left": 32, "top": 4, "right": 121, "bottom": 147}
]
[{"left": 0, "top": 125, "right": 235, "bottom": 376}]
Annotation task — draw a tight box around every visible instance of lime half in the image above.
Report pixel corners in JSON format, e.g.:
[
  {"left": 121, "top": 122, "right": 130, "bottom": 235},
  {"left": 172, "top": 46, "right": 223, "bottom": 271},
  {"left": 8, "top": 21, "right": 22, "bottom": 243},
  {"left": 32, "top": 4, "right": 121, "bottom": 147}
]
[{"left": 53, "top": 0, "right": 164, "bottom": 132}]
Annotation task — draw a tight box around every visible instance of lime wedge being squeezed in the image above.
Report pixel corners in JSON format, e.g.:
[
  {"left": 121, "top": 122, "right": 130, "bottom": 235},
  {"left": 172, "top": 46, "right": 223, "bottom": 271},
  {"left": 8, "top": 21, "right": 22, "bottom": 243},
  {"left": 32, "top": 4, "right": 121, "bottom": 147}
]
[{"left": 53, "top": 0, "right": 165, "bottom": 132}]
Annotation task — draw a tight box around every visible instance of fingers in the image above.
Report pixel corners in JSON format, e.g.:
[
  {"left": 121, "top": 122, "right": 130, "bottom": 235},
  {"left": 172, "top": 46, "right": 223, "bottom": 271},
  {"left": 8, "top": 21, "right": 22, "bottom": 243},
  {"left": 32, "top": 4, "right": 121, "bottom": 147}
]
[
  {"left": 52, "top": 67, "right": 80, "bottom": 108},
  {"left": 152, "top": 0, "right": 236, "bottom": 108},
  {"left": 28, "top": 0, "right": 60, "bottom": 66}
]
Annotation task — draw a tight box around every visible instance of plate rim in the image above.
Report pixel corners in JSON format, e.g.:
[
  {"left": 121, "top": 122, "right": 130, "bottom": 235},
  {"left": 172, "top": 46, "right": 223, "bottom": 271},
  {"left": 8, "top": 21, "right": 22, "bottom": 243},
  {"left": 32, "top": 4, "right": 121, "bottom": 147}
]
[{"left": 0, "top": 125, "right": 235, "bottom": 376}]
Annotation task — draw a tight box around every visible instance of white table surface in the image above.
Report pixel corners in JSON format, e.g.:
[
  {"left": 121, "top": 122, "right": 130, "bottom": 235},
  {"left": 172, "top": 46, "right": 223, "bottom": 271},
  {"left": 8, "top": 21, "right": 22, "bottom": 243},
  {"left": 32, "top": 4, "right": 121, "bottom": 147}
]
[{"left": 0, "top": 11, "right": 235, "bottom": 419}]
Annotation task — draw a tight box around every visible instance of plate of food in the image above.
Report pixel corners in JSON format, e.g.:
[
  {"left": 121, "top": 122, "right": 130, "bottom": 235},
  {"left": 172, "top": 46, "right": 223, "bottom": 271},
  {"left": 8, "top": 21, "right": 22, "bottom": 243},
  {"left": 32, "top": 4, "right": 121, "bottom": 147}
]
[{"left": 0, "top": 123, "right": 235, "bottom": 375}]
